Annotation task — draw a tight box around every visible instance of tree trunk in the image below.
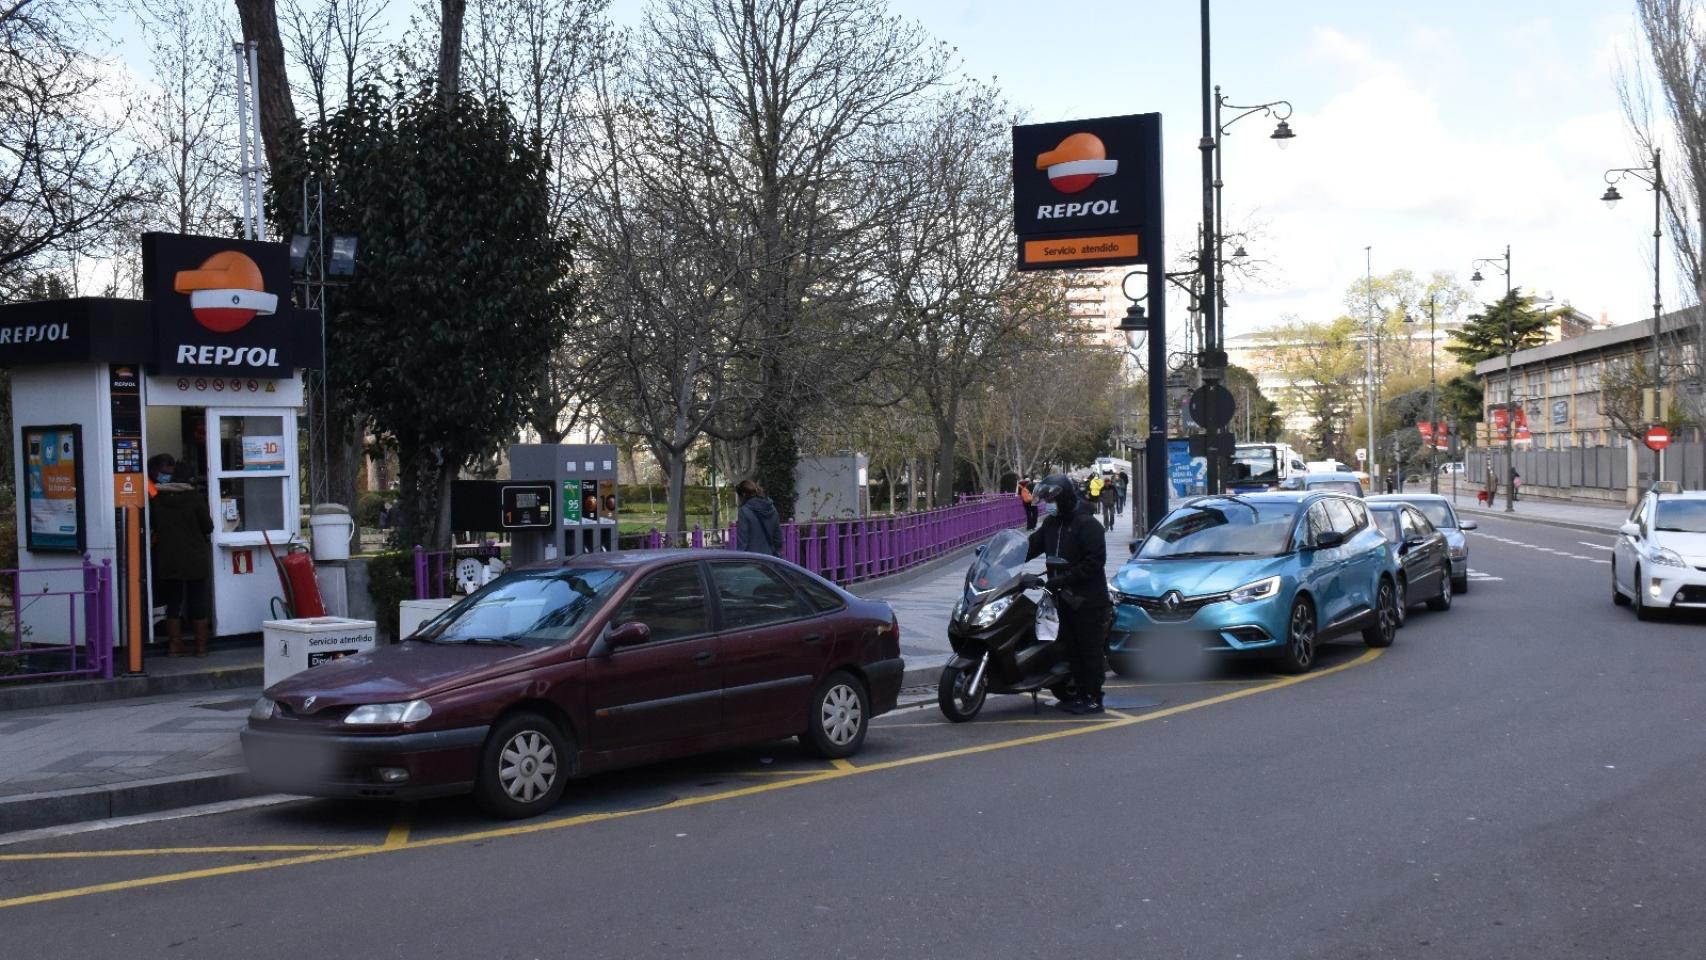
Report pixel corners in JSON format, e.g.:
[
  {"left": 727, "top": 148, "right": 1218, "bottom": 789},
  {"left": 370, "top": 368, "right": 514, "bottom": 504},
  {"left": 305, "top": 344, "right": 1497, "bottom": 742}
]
[
  {"left": 664, "top": 447, "right": 688, "bottom": 540},
  {"left": 755, "top": 411, "right": 799, "bottom": 523},
  {"left": 933, "top": 417, "right": 957, "bottom": 508},
  {"left": 233, "top": 0, "right": 300, "bottom": 175},
  {"left": 437, "top": 0, "right": 467, "bottom": 105}
]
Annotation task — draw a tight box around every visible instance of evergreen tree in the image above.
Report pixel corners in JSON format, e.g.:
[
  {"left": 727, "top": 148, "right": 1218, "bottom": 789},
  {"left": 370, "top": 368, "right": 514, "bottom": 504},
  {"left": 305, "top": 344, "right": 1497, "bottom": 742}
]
[{"left": 1443, "top": 289, "right": 1553, "bottom": 367}]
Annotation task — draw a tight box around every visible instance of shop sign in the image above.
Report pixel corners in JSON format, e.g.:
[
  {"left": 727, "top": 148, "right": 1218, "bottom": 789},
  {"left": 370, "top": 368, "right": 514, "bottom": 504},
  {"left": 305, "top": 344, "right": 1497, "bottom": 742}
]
[
  {"left": 143, "top": 232, "right": 298, "bottom": 375},
  {"left": 1012, "top": 113, "right": 1160, "bottom": 271},
  {"left": 240, "top": 435, "right": 287, "bottom": 471}
]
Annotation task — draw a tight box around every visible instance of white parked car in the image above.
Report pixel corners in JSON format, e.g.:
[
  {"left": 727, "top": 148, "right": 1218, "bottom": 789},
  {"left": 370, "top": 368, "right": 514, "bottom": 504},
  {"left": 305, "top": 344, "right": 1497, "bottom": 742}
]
[{"left": 1612, "top": 485, "right": 1706, "bottom": 619}]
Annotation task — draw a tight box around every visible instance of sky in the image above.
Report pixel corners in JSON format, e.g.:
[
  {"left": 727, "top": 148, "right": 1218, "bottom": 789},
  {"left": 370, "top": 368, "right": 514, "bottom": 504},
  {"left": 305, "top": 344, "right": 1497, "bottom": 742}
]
[
  {"left": 104, "top": 0, "right": 1670, "bottom": 337},
  {"left": 845, "top": 0, "right": 1669, "bottom": 337}
]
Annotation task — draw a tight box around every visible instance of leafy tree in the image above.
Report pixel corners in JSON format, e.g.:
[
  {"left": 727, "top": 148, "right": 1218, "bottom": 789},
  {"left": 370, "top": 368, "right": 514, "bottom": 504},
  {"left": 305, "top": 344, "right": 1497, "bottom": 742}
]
[
  {"left": 1265, "top": 315, "right": 1365, "bottom": 461},
  {"left": 1444, "top": 289, "right": 1553, "bottom": 367},
  {"left": 278, "top": 83, "right": 574, "bottom": 548}
]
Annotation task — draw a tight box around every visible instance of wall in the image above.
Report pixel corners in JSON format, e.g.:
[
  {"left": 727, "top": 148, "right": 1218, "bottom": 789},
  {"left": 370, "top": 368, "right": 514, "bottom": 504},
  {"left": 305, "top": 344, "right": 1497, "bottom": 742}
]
[
  {"left": 11, "top": 364, "right": 116, "bottom": 646},
  {"left": 795, "top": 455, "right": 869, "bottom": 520}
]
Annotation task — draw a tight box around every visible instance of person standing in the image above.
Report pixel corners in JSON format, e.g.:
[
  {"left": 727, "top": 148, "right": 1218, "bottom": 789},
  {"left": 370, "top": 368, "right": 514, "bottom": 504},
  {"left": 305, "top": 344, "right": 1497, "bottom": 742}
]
[
  {"left": 1484, "top": 463, "right": 1500, "bottom": 510},
  {"left": 1019, "top": 477, "right": 1038, "bottom": 531},
  {"left": 1026, "top": 476, "right": 1110, "bottom": 714},
  {"left": 1114, "top": 470, "right": 1129, "bottom": 516},
  {"left": 735, "top": 478, "right": 783, "bottom": 556},
  {"left": 1511, "top": 469, "right": 1522, "bottom": 503},
  {"left": 1098, "top": 473, "right": 1117, "bottom": 529},
  {"left": 147, "top": 454, "right": 213, "bottom": 657}
]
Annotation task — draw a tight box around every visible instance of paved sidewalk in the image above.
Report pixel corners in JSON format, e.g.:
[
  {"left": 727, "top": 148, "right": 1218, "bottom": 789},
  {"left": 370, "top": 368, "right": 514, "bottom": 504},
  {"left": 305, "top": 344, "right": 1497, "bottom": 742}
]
[
  {"left": 0, "top": 686, "right": 260, "bottom": 833},
  {"left": 1435, "top": 487, "right": 1628, "bottom": 533}
]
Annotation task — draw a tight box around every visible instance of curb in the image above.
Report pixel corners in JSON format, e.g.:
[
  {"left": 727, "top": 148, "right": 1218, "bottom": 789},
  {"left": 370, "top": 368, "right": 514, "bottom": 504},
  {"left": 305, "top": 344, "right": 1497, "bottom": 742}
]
[
  {"left": 0, "top": 665, "right": 263, "bottom": 713},
  {"left": 0, "top": 768, "right": 258, "bottom": 835},
  {"left": 1455, "top": 506, "right": 1620, "bottom": 537}
]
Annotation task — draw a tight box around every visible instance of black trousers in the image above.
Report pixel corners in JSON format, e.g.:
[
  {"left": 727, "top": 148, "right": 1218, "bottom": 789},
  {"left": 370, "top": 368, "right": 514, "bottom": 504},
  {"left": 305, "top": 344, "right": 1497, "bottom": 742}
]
[
  {"left": 1024, "top": 503, "right": 1038, "bottom": 530},
  {"left": 1059, "top": 602, "right": 1110, "bottom": 700}
]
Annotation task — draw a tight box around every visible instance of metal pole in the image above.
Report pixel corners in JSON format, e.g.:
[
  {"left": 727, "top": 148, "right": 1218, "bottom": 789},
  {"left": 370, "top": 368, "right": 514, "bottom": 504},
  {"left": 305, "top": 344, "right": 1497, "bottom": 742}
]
[
  {"left": 1504, "top": 244, "right": 1515, "bottom": 512},
  {"left": 1653, "top": 147, "right": 1664, "bottom": 483},
  {"left": 1145, "top": 122, "right": 1171, "bottom": 536},
  {"left": 247, "top": 41, "right": 264, "bottom": 237},
  {"left": 1198, "top": 0, "right": 1220, "bottom": 496},
  {"left": 234, "top": 43, "right": 254, "bottom": 240},
  {"left": 1428, "top": 294, "right": 1439, "bottom": 494},
  {"left": 1365, "top": 246, "right": 1375, "bottom": 476}
]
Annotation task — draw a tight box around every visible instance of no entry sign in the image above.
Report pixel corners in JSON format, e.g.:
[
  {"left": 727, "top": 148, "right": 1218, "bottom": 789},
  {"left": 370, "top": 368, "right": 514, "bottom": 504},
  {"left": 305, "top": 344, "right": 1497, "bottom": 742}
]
[{"left": 1646, "top": 424, "right": 1672, "bottom": 451}]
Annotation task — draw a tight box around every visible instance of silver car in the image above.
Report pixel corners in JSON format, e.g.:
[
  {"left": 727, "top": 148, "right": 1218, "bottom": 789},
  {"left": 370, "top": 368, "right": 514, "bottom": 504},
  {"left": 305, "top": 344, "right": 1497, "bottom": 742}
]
[{"left": 1368, "top": 494, "right": 1477, "bottom": 593}]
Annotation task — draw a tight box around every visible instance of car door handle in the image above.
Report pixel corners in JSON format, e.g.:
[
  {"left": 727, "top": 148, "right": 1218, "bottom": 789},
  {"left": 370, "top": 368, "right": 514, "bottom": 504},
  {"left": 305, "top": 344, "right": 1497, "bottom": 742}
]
[
  {"left": 801, "top": 633, "right": 824, "bottom": 645},
  {"left": 694, "top": 651, "right": 715, "bottom": 665}
]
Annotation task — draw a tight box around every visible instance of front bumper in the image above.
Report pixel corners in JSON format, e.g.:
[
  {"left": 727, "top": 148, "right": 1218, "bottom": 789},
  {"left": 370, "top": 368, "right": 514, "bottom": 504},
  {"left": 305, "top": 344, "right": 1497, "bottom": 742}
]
[
  {"left": 1638, "top": 562, "right": 1706, "bottom": 608},
  {"left": 864, "top": 657, "right": 905, "bottom": 715},
  {"left": 1450, "top": 556, "right": 1467, "bottom": 581},
  {"left": 1108, "top": 593, "right": 1287, "bottom": 655},
  {"left": 241, "top": 723, "right": 489, "bottom": 800}
]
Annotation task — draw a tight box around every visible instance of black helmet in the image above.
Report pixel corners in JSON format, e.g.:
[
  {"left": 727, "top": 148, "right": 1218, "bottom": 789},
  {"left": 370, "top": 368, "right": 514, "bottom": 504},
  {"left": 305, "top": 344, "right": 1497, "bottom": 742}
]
[{"left": 1033, "top": 474, "right": 1077, "bottom": 514}]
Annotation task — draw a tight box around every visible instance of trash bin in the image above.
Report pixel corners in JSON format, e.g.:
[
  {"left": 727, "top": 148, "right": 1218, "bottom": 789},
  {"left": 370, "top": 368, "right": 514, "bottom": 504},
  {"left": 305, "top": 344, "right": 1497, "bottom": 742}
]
[
  {"left": 263, "top": 616, "right": 377, "bottom": 688},
  {"left": 309, "top": 503, "right": 353, "bottom": 561}
]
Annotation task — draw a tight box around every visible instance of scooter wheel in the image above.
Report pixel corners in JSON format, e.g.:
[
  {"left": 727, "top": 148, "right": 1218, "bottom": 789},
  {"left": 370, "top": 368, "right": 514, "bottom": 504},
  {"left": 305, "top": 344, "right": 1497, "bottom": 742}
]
[{"left": 937, "top": 665, "right": 987, "bottom": 722}]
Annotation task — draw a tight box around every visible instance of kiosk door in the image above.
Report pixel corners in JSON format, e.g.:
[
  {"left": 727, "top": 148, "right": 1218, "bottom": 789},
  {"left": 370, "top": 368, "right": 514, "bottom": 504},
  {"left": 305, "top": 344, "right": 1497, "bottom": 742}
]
[{"left": 205, "top": 408, "right": 300, "bottom": 634}]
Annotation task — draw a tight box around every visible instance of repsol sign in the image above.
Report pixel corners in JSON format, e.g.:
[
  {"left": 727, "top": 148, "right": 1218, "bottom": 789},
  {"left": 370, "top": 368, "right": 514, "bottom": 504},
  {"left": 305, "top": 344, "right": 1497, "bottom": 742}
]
[
  {"left": 0, "top": 323, "right": 70, "bottom": 345},
  {"left": 144, "top": 232, "right": 298, "bottom": 375}
]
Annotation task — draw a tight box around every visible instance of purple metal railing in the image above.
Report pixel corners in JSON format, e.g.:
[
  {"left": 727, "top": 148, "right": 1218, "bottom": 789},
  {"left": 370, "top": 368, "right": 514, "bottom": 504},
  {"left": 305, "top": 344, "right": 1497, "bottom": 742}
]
[
  {"left": 413, "top": 541, "right": 503, "bottom": 602},
  {"left": 0, "top": 558, "right": 115, "bottom": 683},
  {"left": 413, "top": 496, "right": 1024, "bottom": 597}
]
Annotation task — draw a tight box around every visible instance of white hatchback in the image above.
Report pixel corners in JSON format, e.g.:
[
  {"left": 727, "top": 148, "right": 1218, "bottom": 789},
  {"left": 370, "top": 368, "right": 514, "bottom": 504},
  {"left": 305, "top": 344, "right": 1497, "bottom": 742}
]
[{"left": 1612, "top": 486, "right": 1706, "bottom": 619}]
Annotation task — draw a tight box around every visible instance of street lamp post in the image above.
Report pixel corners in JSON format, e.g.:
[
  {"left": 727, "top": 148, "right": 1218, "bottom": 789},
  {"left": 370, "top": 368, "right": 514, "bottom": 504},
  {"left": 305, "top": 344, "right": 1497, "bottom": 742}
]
[
  {"left": 1602, "top": 148, "right": 1667, "bottom": 482},
  {"left": 1405, "top": 295, "right": 1440, "bottom": 493},
  {"left": 1470, "top": 245, "right": 1514, "bottom": 512}
]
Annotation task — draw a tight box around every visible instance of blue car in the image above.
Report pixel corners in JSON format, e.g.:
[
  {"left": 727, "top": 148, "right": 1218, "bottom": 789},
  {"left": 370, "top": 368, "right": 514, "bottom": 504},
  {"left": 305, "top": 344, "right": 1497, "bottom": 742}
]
[{"left": 1109, "top": 491, "right": 1401, "bottom": 674}]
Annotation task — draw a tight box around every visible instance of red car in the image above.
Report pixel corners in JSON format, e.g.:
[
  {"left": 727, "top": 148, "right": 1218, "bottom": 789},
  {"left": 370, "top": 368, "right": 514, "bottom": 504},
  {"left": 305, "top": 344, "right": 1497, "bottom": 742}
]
[{"left": 242, "top": 551, "right": 904, "bottom": 818}]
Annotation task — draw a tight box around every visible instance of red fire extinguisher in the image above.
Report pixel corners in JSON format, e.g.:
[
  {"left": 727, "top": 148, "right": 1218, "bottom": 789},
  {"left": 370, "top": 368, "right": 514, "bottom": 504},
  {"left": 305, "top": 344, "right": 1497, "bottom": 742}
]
[{"left": 263, "top": 532, "right": 325, "bottom": 619}]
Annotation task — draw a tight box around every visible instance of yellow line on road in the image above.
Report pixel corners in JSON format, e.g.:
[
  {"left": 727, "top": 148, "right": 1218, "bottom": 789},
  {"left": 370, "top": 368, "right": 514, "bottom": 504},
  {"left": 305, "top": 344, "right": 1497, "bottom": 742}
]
[
  {"left": 0, "top": 648, "right": 1381, "bottom": 911},
  {"left": 0, "top": 844, "right": 363, "bottom": 862},
  {"left": 830, "top": 758, "right": 857, "bottom": 772},
  {"left": 382, "top": 810, "right": 412, "bottom": 848}
]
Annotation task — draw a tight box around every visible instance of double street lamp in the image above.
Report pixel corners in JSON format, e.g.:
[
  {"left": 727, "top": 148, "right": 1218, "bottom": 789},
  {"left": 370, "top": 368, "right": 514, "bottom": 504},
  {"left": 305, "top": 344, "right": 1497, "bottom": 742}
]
[
  {"left": 1468, "top": 246, "right": 1515, "bottom": 512},
  {"left": 1601, "top": 148, "right": 1668, "bottom": 480},
  {"left": 1403, "top": 295, "right": 1440, "bottom": 493}
]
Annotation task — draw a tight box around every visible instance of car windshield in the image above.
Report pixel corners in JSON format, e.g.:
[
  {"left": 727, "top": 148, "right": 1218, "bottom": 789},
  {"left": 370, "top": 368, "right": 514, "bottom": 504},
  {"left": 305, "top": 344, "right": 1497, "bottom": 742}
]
[
  {"left": 1371, "top": 509, "right": 1401, "bottom": 543},
  {"left": 1309, "top": 480, "right": 1363, "bottom": 496},
  {"left": 416, "top": 567, "right": 626, "bottom": 647},
  {"left": 1654, "top": 499, "right": 1706, "bottom": 533},
  {"left": 967, "top": 529, "right": 1029, "bottom": 594},
  {"left": 1138, "top": 499, "right": 1301, "bottom": 559},
  {"left": 1414, "top": 501, "right": 1457, "bottom": 529}
]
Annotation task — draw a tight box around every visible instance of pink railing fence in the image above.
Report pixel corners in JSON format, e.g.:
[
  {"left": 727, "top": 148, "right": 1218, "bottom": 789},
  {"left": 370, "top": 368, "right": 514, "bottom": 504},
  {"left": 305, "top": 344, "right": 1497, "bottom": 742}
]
[{"left": 0, "top": 559, "right": 115, "bottom": 684}]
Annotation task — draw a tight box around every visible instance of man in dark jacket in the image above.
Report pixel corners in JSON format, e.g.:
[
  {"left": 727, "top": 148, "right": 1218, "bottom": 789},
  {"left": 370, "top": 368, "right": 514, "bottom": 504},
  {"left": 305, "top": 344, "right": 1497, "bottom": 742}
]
[
  {"left": 1026, "top": 474, "right": 1110, "bottom": 714},
  {"left": 735, "top": 479, "right": 784, "bottom": 556},
  {"left": 148, "top": 454, "right": 213, "bottom": 657}
]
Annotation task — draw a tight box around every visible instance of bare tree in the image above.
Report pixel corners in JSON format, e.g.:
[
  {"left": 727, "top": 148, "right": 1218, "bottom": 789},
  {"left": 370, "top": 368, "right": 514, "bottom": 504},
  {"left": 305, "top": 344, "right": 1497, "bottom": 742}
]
[
  {"left": 279, "top": 0, "right": 334, "bottom": 122},
  {"left": 234, "top": 0, "right": 301, "bottom": 174},
  {"left": 0, "top": 1, "right": 150, "bottom": 298},
  {"left": 137, "top": 0, "right": 239, "bottom": 235},
  {"left": 437, "top": 0, "right": 466, "bottom": 102}
]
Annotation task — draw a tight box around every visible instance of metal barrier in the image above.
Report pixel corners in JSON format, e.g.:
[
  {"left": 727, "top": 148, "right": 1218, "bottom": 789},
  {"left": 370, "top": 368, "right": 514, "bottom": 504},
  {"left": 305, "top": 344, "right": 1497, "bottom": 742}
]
[
  {"left": 0, "top": 559, "right": 115, "bottom": 683},
  {"left": 413, "top": 496, "right": 1025, "bottom": 597}
]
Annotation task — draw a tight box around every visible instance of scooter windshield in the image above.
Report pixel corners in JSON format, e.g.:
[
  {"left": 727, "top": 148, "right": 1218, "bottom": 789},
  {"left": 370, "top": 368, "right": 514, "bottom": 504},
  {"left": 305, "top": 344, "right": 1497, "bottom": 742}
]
[{"left": 966, "top": 530, "right": 1030, "bottom": 597}]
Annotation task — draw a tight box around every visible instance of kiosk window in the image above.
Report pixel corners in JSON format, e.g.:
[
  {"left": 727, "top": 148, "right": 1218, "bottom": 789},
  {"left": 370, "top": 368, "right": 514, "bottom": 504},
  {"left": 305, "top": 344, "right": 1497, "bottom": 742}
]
[{"left": 218, "top": 477, "right": 286, "bottom": 532}]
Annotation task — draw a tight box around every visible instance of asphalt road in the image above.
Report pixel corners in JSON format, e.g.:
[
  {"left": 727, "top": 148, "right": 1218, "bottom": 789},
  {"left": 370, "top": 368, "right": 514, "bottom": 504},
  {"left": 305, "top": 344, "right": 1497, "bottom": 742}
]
[{"left": 5, "top": 514, "right": 1706, "bottom": 959}]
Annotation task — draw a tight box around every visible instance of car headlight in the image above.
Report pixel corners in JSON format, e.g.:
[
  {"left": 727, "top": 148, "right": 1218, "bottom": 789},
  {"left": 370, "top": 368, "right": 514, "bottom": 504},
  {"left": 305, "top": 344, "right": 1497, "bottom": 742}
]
[
  {"left": 249, "top": 696, "right": 276, "bottom": 721},
  {"left": 1647, "top": 545, "right": 1689, "bottom": 568},
  {"left": 1108, "top": 579, "right": 1120, "bottom": 603},
  {"left": 1229, "top": 576, "right": 1282, "bottom": 605},
  {"left": 1449, "top": 547, "right": 1466, "bottom": 559},
  {"left": 344, "top": 700, "right": 433, "bottom": 725},
  {"left": 968, "top": 595, "right": 1015, "bottom": 629}
]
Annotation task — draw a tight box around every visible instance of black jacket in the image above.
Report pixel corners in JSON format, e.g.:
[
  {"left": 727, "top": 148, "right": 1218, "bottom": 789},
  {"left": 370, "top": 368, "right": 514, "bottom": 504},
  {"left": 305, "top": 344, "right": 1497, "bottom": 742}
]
[
  {"left": 1026, "top": 500, "right": 1108, "bottom": 610},
  {"left": 737, "top": 495, "right": 784, "bottom": 556}
]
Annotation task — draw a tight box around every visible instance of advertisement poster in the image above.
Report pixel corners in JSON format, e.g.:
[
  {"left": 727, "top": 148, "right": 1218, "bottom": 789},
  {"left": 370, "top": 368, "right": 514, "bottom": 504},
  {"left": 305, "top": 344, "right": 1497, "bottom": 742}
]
[
  {"left": 1167, "top": 439, "right": 1205, "bottom": 498},
  {"left": 1490, "top": 406, "right": 1533, "bottom": 443},
  {"left": 24, "top": 425, "right": 84, "bottom": 552},
  {"left": 562, "top": 479, "right": 582, "bottom": 524},
  {"left": 598, "top": 480, "right": 617, "bottom": 524},
  {"left": 240, "top": 435, "right": 286, "bottom": 470}
]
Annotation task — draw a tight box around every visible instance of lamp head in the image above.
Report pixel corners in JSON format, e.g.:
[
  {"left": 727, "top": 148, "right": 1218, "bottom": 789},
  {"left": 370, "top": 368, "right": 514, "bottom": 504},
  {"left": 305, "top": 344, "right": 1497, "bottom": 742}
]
[
  {"left": 1270, "top": 119, "right": 1295, "bottom": 149},
  {"left": 1470, "top": 269, "right": 1485, "bottom": 285},
  {"left": 1601, "top": 184, "right": 1623, "bottom": 210},
  {"left": 1232, "top": 244, "right": 1249, "bottom": 259}
]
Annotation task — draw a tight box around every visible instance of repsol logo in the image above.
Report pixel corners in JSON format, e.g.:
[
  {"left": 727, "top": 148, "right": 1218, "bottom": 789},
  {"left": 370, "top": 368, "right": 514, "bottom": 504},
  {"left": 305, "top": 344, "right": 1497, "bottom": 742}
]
[
  {"left": 0, "top": 323, "right": 70, "bottom": 345},
  {"left": 1036, "top": 199, "right": 1121, "bottom": 220},
  {"left": 175, "top": 344, "right": 280, "bottom": 367}
]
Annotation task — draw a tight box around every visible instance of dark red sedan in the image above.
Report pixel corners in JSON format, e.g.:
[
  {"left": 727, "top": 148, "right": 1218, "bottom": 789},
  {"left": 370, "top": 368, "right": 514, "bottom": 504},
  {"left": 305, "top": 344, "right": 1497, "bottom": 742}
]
[{"left": 242, "top": 551, "right": 904, "bottom": 818}]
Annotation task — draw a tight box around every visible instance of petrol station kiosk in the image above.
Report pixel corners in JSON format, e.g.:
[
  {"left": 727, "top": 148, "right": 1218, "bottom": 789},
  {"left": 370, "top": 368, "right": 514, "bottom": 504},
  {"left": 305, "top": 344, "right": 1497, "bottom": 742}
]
[{"left": 0, "top": 232, "right": 322, "bottom": 670}]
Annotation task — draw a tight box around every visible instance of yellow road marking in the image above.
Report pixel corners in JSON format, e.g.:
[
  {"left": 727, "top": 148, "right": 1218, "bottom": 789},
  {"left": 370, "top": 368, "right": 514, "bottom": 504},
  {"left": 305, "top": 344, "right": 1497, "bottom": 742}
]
[
  {"left": 0, "top": 648, "right": 1381, "bottom": 910},
  {"left": 382, "top": 810, "right": 412, "bottom": 848},
  {"left": 877, "top": 716, "right": 1121, "bottom": 728},
  {"left": 0, "top": 844, "right": 362, "bottom": 862},
  {"left": 830, "top": 758, "right": 857, "bottom": 772}
]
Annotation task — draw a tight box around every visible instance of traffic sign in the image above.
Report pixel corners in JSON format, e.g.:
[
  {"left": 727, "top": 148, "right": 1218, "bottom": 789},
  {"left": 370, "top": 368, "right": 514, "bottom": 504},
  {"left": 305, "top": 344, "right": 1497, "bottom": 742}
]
[
  {"left": 1188, "top": 383, "right": 1236, "bottom": 430},
  {"left": 1646, "top": 424, "right": 1673, "bottom": 451}
]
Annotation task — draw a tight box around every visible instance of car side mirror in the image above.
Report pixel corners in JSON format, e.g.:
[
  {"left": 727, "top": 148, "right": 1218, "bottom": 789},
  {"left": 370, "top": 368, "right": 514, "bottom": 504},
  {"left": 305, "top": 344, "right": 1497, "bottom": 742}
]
[
  {"left": 1129, "top": 538, "right": 1141, "bottom": 556},
  {"left": 1311, "top": 530, "right": 1346, "bottom": 550},
  {"left": 1402, "top": 535, "right": 1425, "bottom": 551},
  {"left": 1619, "top": 521, "right": 1641, "bottom": 538},
  {"left": 605, "top": 621, "right": 651, "bottom": 650},
  {"left": 1458, "top": 519, "right": 1478, "bottom": 531}
]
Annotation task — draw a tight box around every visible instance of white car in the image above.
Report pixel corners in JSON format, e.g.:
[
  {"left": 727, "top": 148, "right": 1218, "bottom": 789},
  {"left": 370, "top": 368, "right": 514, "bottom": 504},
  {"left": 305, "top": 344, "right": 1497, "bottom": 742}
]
[{"left": 1612, "top": 485, "right": 1706, "bottom": 619}]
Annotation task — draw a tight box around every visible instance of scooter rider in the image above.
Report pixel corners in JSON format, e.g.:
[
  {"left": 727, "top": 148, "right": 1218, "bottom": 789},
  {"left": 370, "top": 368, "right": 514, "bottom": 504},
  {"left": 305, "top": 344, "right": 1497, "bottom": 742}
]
[{"left": 1025, "top": 475, "right": 1110, "bottom": 714}]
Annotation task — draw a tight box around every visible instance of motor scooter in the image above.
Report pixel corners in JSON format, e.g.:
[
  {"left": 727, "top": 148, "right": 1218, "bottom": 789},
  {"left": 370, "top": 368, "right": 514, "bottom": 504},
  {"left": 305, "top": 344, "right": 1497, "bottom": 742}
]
[{"left": 938, "top": 530, "right": 1078, "bottom": 722}]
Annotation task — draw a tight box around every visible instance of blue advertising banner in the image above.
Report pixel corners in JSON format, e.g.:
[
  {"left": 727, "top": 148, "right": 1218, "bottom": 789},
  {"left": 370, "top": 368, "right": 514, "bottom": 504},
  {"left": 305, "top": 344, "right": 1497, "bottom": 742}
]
[{"left": 1167, "top": 439, "right": 1205, "bottom": 498}]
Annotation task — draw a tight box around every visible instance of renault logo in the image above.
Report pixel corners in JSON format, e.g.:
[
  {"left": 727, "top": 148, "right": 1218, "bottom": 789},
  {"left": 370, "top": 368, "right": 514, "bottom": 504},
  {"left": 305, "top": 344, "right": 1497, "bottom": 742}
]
[
  {"left": 1161, "top": 590, "right": 1183, "bottom": 612},
  {"left": 302, "top": 695, "right": 317, "bottom": 711}
]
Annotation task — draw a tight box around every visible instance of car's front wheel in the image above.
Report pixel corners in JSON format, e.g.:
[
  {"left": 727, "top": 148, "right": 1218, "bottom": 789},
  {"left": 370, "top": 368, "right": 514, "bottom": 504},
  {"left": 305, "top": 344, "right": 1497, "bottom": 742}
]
[
  {"left": 475, "top": 711, "right": 571, "bottom": 819},
  {"left": 1107, "top": 654, "right": 1141, "bottom": 678},
  {"left": 1633, "top": 565, "right": 1657, "bottom": 621},
  {"left": 1394, "top": 575, "right": 1409, "bottom": 625},
  {"left": 1276, "top": 597, "right": 1317, "bottom": 674},
  {"left": 801, "top": 671, "right": 869, "bottom": 759},
  {"left": 1363, "top": 578, "right": 1399, "bottom": 648},
  {"left": 1612, "top": 560, "right": 1629, "bottom": 606}
]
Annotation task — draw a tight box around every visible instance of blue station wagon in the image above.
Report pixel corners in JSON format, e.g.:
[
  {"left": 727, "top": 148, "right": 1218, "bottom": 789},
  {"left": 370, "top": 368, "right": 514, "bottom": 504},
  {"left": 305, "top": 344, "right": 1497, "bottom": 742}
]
[{"left": 1109, "top": 492, "right": 1401, "bottom": 674}]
